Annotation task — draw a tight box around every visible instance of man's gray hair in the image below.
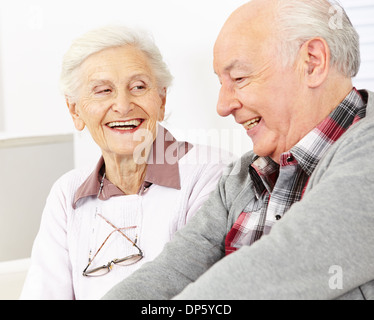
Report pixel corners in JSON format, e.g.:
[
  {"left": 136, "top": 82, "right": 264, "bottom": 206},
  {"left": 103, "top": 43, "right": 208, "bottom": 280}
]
[
  {"left": 275, "top": 0, "right": 360, "bottom": 78},
  {"left": 60, "top": 25, "right": 173, "bottom": 100}
]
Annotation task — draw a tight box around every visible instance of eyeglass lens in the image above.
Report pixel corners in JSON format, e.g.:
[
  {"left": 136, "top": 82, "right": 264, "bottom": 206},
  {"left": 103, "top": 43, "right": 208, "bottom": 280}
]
[{"left": 83, "top": 253, "right": 143, "bottom": 277}]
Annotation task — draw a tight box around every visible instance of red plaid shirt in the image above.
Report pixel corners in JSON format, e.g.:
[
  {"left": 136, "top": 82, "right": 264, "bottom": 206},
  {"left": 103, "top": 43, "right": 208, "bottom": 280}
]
[{"left": 225, "top": 89, "right": 367, "bottom": 255}]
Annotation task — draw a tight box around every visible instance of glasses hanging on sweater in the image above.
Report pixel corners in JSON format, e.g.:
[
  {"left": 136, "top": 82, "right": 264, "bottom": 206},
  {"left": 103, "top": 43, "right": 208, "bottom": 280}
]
[
  {"left": 82, "top": 213, "right": 144, "bottom": 277},
  {"left": 82, "top": 172, "right": 144, "bottom": 277}
]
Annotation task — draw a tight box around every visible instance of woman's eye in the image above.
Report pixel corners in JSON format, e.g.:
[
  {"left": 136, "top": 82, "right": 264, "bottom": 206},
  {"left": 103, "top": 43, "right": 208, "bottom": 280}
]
[
  {"left": 130, "top": 82, "right": 147, "bottom": 93},
  {"left": 133, "top": 85, "right": 145, "bottom": 90},
  {"left": 94, "top": 88, "right": 112, "bottom": 95}
]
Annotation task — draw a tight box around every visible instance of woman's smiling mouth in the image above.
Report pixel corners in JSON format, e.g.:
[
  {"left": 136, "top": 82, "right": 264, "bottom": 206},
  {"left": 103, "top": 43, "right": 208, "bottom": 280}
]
[{"left": 106, "top": 119, "right": 144, "bottom": 131}]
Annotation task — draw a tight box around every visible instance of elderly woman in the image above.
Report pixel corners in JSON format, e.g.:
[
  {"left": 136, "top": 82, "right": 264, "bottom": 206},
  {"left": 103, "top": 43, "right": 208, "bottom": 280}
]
[{"left": 21, "top": 26, "right": 233, "bottom": 300}]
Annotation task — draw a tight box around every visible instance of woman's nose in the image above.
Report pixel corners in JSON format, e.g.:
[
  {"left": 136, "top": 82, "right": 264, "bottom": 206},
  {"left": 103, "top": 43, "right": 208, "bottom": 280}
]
[
  {"left": 111, "top": 91, "right": 134, "bottom": 115},
  {"left": 216, "top": 84, "right": 241, "bottom": 117}
]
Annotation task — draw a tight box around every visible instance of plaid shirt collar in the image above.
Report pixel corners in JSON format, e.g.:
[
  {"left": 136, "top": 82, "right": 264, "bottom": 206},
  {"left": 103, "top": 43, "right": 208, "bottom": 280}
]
[
  {"left": 250, "top": 88, "right": 367, "bottom": 193},
  {"left": 226, "top": 89, "right": 367, "bottom": 255}
]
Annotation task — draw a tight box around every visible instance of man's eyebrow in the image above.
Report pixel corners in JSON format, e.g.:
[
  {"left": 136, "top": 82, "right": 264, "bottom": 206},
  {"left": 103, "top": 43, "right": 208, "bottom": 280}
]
[
  {"left": 226, "top": 60, "right": 253, "bottom": 73},
  {"left": 224, "top": 60, "right": 241, "bottom": 72},
  {"left": 214, "top": 60, "right": 252, "bottom": 75}
]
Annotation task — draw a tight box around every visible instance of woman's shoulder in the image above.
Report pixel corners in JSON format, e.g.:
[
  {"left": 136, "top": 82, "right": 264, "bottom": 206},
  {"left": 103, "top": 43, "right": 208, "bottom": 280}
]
[
  {"left": 179, "top": 143, "right": 237, "bottom": 168},
  {"left": 176, "top": 143, "right": 238, "bottom": 189},
  {"left": 49, "top": 163, "right": 96, "bottom": 196}
]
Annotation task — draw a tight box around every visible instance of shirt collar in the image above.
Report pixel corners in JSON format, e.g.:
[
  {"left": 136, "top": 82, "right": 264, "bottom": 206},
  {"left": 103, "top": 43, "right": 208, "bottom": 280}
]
[
  {"left": 249, "top": 88, "right": 367, "bottom": 193},
  {"left": 291, "top": 88, "right": 366, "bottom": 175},
  {"left": 73, "top": 125, "right": 193, "bottom": 209}
]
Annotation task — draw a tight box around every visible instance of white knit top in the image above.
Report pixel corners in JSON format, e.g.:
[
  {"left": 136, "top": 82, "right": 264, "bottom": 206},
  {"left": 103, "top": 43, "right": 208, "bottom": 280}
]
[{"left": 21, "top": 130, "right": 234, "bottom": 300}]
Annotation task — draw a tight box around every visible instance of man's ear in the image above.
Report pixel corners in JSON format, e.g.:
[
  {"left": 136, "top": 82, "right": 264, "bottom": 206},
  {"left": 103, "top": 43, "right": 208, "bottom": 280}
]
[
  {"left": 66, "top": 97, "right": 85, "bottom": 131},
  {"left": 300, "top": 37, "right": 330, "bottom": 88}
]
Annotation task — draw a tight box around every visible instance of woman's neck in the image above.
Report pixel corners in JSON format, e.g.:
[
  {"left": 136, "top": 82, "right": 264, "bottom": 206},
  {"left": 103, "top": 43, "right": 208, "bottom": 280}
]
[{"left": 102, "top": 153, "right": 148, "bottom": 195}]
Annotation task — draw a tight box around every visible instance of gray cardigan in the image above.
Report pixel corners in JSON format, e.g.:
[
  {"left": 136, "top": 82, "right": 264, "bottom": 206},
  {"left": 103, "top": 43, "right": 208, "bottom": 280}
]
[{"left": 103, "top": 90, "right": 374, "bottom": 300}]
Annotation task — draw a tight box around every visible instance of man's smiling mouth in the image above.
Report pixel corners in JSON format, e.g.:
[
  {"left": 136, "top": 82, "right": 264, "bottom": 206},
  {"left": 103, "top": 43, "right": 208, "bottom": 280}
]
[{"left": 243, "top": 117, "right": 261, "bottom": 130}]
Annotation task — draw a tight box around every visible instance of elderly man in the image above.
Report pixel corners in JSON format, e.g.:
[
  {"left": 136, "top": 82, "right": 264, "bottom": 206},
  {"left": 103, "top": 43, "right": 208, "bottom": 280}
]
[{"left": 103, "top": 0, "right": 374, "bottom": 300}]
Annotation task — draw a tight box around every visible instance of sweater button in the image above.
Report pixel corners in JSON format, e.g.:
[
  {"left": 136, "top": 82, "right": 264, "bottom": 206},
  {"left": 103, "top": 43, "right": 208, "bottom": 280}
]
[{"left": 275, "top": 215, "right": 282, "bottom": 221}]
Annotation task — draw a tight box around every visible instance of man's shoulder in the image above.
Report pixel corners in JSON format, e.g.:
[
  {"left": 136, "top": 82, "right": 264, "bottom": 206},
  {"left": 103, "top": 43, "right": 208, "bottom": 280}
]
[
  {"left": 309, "top": 102, "right": 374, "bottom": 189},
  {"left": 334, "top": 109, "right": 374, "bottom": 151}
]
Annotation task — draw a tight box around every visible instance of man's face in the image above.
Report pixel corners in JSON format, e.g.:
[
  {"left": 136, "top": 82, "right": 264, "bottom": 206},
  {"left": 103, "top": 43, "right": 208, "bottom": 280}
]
[{"left": 213, "top": 20, "right": 306, "bottom": 163}]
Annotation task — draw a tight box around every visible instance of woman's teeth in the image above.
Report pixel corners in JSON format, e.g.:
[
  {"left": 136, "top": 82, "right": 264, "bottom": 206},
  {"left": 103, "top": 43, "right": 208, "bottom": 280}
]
[
  {"left": 107, "top": 120, "right": 142, "bottom": 130},
  {"left": 243, "top": 117, "right": 261, "bottom": 130}
]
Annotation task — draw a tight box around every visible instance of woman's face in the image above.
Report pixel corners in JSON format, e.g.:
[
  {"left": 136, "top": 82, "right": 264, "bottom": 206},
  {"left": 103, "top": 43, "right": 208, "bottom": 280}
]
[{"left": 68, "top": 45, "right": 166, "bottom": 160}]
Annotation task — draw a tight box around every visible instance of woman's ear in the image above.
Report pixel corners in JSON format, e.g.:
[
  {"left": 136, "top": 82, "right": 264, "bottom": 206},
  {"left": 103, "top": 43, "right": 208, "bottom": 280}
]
[
  {"left": 300, "top": 37, "right": 330, "bottom": 88},
  {"left": 66, "top": 97, "right": 85, "bottom": 131},
  {"left": 158, "top": 88, "right": 167, "bottom": 122}
]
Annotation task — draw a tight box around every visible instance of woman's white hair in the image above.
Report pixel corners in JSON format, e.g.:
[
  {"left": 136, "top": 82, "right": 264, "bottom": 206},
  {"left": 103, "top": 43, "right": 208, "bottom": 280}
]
[
  {"left": 274, "top": 0, "right": 360, "bottom": 78},
  {"left": 60, "top": 25, "right": 173, "bottom": 100}
]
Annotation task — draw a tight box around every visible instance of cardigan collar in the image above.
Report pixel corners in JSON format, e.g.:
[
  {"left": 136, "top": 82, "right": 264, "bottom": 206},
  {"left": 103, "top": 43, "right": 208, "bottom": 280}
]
[{"left": 73, "top": 125, "right": 193, "bottom": 209}]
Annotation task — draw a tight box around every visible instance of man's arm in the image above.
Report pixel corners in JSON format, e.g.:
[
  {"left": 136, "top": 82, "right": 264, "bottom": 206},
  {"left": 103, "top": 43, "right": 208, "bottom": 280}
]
[
  {"left": 173, "top": 119, "right": 374, "bottom": 300},
  {"left": 102, "top": 153, "right": 254, "bottom": 300},
  {"left": 102, "top": 174, "right": 230, "bottom": 299}
]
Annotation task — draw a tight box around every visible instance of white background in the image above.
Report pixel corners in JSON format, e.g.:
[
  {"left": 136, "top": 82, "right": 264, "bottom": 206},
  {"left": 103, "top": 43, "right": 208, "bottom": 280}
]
[
  {"left": 0, "top": 0, "right": 373, "bottom": 167},
  {"left": 0, "top": 0, "right": 251, "bottom": 168}
]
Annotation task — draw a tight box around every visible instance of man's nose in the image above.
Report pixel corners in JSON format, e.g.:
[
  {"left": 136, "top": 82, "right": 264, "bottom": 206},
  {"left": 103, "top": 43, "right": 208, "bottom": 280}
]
[{"left": 216, "top": 84, "right": 241, "bottom": 117}]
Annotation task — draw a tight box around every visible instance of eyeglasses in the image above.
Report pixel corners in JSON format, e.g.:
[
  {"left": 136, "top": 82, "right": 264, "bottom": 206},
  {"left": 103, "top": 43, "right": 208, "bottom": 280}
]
[{"left": 82, "top": 213, "right": 143, "bottom": 277}]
